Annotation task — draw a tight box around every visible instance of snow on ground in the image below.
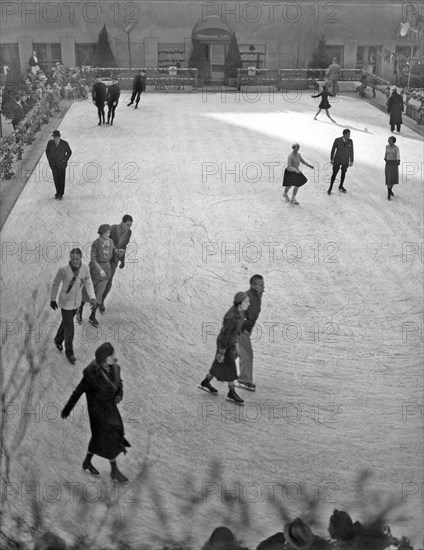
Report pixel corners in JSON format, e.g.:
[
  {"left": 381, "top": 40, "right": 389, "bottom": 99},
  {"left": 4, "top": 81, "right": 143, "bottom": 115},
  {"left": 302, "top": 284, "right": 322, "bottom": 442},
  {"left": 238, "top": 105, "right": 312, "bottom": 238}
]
[{"left": 1, "top": 90, "right": 423, "bottom": 547}]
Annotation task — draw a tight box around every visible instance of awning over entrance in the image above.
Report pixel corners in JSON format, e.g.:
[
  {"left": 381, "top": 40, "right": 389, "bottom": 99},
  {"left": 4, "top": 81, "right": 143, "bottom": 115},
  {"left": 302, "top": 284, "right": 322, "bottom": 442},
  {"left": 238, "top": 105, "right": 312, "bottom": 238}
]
[{"left": 192, "top": 15, "right": 233, "bottom": 42}]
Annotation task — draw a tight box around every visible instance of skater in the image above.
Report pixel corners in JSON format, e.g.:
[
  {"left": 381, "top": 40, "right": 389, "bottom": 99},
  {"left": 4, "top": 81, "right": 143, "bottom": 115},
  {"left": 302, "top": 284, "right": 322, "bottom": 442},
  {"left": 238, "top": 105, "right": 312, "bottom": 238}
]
[
  {"left": 99, "top": 215, "right": 133, "bottom": 313},
  {"left": 200, "top": 292, "right": 250, "bottom": 404},
  {"left": 311, "top": 85, "right": 336, "bottom": 122},
  {"left": 106, "top": 77, "right": 120, "bottom": 125},
  {"left": 50, "top": 248, "right": 96, "bottom": 364},
  {"left": 387, "top": 87, "right": 404, "bottom": 133},
  {"left": 384, "top": 136, "right": 400, "bottom": 200},
  {"left": 326, "top": 57, "right": 341, "bottom": 96},
  {"left": 237, "top": 274, "right": 264, "bottom": 391},
  {"left": 61, "top": 342, "right": 131, "bottom": 483},
  {"left": 282, "top": 143, "right": 314, "bottom": 205},
  {"left": 328, "top": 129, "right": 354, "bottom": 195},
  {"left": 92, "top": 75, "right": 106, "bottom": 125},
  {"left": 127, "top": 71, "right": 146, "bottom": 108},
  {"left": 76, "top": 225, "right": 123, "bottom": 327},
  {"left": 45, "top": 130, "right": 72, "bottom": 200}
]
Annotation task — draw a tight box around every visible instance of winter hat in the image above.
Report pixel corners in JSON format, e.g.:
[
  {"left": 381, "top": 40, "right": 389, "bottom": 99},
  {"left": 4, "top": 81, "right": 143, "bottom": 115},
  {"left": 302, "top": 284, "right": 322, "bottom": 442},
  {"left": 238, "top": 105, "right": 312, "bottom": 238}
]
[
  {"left": 34, "top": 531, "right": 67, "bottom": 550},
  {"left": 256, "top": 531, "right": 286, "bottom": 550},
  {"left": 202, "top": 526, "right": 241, "bottom": 550},
  {"left": 97, "top": 224, "right": 111, "bottom": 235},
  {"left": 328, "top": 510, "right": 354, "bottom": 541},
  {"left": 233, "top": 291, "right": 248, "bottom": 304},
  {"left": 283, "top": 518, "right": 314, "bottom": 549},
  {"left": 95, "top": 342, "right": 115, "bottom": 363}
]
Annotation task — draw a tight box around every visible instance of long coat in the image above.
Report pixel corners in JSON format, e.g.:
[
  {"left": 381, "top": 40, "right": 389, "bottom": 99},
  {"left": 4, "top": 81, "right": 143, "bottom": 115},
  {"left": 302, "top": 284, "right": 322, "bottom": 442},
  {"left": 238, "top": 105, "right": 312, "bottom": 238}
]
[
  {"left": 210, "top": 305, "right": 244, "bottom": 382},
  {"left": 133, "top": 74, "right": 146, "bottom": 92},
  {"left": 92, "top": 81, "right": 107, "bottom": 106},
  {"left": 62, "top": 360, "right": 130, "bottom": 459},
  {"left": 45, "top": 139, "right": 72, "bottom": 169},
  {"left": 107, "top": 84, "right": 120, "bottom": 106},
  {"left": 387, "top": 92, "right": 404, "bottom": 125}
]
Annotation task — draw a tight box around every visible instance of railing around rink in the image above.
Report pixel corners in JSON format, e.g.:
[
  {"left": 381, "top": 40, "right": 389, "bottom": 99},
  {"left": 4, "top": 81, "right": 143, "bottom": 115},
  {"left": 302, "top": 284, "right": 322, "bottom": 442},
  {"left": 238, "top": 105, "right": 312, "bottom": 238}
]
[{"left": 79, "top": 67, "right": 198, "bottom": 90}]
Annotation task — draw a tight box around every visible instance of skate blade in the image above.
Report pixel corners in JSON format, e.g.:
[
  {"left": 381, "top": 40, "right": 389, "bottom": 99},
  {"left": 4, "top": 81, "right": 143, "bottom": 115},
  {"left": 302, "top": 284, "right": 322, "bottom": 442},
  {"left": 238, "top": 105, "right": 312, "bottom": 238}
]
[
  {"left": 198, "top": 386, "right": 218, "bottom": 395},
  {"left": 226, "top": 398, "right": 244, "bottom": 406},
  {"left": 236, "top": 384, "right": 256, "bottom": 392}
]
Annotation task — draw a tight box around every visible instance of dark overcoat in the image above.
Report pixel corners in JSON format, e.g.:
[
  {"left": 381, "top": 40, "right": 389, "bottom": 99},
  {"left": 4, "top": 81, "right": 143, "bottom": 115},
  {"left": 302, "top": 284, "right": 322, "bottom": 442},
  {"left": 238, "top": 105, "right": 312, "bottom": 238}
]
[
  {"left": 92, "top": 81, "right": 107, "bottom": 106},
  {"left": 45, "top": 139, "right": 72, "bottom": 168},
  {"left": 387, "top": 92, "right": 404, "bottom": 125},
  {"left": 133, "top": 74, "right": 146, "bottom": 92},
  {"left": 107, "top": 84, "right": 121, "bottom": 105},
  {"left": 62, "top": 360, "right": 130, "bottom": 459},
  {"left": 210, "top": 305, "right": 244, "bottom": 382}
]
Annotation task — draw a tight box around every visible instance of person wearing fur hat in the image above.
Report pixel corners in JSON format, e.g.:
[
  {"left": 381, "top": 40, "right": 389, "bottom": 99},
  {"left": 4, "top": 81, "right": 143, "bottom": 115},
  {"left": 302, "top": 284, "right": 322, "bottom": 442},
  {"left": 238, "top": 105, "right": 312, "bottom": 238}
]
[
  {"left": 199, "top": 292, "right": 250, "bottom": 404},
  {"left": 61, "top": 342, "right": 131, "bottom": 482},
  {"left": 76, "top": 225, "right": 124, "bottom": 327}
]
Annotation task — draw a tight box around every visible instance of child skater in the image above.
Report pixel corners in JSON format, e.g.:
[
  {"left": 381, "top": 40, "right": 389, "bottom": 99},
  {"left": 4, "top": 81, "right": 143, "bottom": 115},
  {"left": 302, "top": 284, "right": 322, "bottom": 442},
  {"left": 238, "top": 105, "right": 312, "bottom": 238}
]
[{"left": 311, "top": 85, "right": 336, "bottom": 122}]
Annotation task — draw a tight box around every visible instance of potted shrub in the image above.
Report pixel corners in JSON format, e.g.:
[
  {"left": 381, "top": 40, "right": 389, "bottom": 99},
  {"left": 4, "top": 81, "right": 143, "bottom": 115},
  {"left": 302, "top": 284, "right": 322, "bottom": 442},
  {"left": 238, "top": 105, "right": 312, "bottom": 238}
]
[{"left": 225, "top": 33, "right": 243, "bottom": 87}]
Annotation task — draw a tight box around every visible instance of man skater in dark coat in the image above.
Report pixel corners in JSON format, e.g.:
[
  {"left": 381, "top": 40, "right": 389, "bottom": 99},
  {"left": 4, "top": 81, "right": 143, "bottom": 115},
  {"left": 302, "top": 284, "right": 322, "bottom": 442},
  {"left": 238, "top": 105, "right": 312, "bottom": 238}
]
[
  {"left": 127, "top": 71, "right": 146, "bottom": 108},
  {"left": 237, "top": 274, "right": 264, "bottom": 391},
  {"left": 92, "top": 75, "right": 107, "bottom": 125},
  {"left": 106, "top": 78, "right": 120, "bottom": 125},
  {"left": 387, "top": 88, "right": 404, "bottom": 132},
  {"left": 328, "top": 129, "right": 354, "bottom": 195},
  {"left": 45, "top": 130, "right": 72, "bottom": 200},
  {"left": 99, "top": 215, "right": 133, "bottom": 313},
  {"left": 61, "top": 342, "right": 131, "bottom": 482}
]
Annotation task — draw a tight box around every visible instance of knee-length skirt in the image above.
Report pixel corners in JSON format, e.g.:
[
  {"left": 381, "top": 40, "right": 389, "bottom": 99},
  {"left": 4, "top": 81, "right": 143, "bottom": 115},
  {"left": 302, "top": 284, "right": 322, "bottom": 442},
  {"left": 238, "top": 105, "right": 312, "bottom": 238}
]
[{"left": 283, "top": 169, "right": 308, "bottom": 188}]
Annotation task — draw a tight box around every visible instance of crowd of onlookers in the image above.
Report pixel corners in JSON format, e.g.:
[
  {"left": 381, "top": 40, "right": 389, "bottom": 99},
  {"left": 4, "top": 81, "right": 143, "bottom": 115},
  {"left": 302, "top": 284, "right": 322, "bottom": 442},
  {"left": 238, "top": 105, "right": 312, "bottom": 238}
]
[{"left": 15, "top": 510, "right": 419, "bottom": 550}]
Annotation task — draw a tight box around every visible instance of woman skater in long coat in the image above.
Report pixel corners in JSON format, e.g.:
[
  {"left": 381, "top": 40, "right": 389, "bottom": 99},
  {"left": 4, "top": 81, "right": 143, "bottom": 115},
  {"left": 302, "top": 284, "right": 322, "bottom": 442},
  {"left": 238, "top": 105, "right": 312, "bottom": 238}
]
[
  {"left": 387, "top": 88, "right": 404, "bottom": 132},
  {"left": 311, "top": 85, "right": 336, "bottom": 122},
  {"left": 76, "top": 224, "right": 123, "bottom": 327},
  {"left": 61, "top": 342, "right": 131, "bottom": 482},
  {"left": 384, "top": 136, "right": 400, "bottom": 200},
  {"left": 282, "top": 143, "right": 314, "bottom": 205},
  {"left": 200, "top": 292, "right": 250, "bottom": 404}
]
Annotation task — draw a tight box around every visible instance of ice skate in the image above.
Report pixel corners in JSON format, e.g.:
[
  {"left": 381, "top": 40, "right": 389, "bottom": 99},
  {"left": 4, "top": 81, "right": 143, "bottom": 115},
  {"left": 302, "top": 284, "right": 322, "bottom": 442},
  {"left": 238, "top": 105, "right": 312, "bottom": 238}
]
[
  {"left": 227, "top": 389, "right": 244, "bottom": 405},
  {"left": 83, "top": 459, "right": 99, "bottom": 476},
  {"left": 111, "top": 469, "right": 128, "bottom": 483},
  {"left": 199, "top": 379, "right": 218, "bottom": 394},
  {"left": 291, "top": 198, "right": 299, "bottom": 205}
]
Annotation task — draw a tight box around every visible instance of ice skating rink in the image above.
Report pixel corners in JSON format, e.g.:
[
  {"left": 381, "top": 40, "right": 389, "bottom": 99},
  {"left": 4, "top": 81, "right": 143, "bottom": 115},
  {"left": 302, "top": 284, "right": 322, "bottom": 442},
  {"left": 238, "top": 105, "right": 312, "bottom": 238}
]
[{"left": 1, "top": 90, "right": 423, "bottom": 548}]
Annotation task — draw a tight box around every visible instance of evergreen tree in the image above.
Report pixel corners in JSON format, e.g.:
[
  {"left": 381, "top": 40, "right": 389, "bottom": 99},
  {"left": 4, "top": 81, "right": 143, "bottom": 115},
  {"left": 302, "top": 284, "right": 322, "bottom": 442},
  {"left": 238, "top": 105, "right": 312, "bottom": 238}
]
[
  {"left": 224, "top": 33, "right": 243, "bottom": 80},
  {"left": 93, "top": 24, "right": 117, "bottom": 69},
  {"left": 308, "top": 35, "right": 331, "bottom": 69},
  {"left": 189, "top": 40, "right": 209, "bottom": 81}
]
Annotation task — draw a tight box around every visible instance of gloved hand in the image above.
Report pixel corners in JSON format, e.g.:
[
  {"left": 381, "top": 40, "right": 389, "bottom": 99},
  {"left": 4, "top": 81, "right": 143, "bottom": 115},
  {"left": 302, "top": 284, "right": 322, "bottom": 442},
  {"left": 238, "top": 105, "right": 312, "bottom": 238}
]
[
  {"left": 61, "top": 407, "right": 70, "bottom": 419},
  {"left": 119, "top": 262, "right": 125, "bottom": 269},
  {"left": 90, "top": 298, "right": 97, "bottom": 308},
  {"left": 50, "top": 301, "right": 58, "bottom": 310},
  {"left": 115, "top": 395, "right": 122, "bottom": 404}
]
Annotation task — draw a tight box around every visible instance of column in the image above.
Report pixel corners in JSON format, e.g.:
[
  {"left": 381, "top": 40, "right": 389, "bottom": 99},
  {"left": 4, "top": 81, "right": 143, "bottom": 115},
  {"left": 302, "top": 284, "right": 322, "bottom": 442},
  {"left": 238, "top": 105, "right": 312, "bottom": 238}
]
[
  {"left": 343, "top": 40, "right": 358, "bottom": 70},
  {"left": 265, "top": 40, "right": 278, "bottom": 68},
  {"left": 18, "top": 37, "right": 33, "bottom": 73},
  {"left": 144, "top": 37, "right": 158, "bottom": 68},
  {"left": 185, "top": 38, "right": 192, "bottom": 66},
  {"left": 60, "top": 37, "right": 76, "bottom": 68}
]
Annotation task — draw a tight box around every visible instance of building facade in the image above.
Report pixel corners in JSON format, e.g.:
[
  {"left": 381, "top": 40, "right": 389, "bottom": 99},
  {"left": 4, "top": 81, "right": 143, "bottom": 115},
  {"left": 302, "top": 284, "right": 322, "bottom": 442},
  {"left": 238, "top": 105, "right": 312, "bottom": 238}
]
[{"left": 0, "top": 0, "right": 422, "bottom": 82}]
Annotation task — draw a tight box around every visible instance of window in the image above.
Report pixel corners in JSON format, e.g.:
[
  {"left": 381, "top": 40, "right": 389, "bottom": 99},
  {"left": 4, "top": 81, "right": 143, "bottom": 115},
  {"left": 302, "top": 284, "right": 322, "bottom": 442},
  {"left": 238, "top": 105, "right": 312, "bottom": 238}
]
[
  {"left": 326, "top": 46, "right": 344, "bottom": 65},
  {"left": 76, "top": 43, "right": 97, "bottom": 67},
  {"left": 32, "top": 43, "right": 61, "bottom": 71},
  {"left": 158, "top": 44, "right": 186, "bottom": 68},
  {"left": 239, "top": 44, "right": 266, "bottom": 69},
  {"left": 356, "top": 46, "right": 365, "bottom": 69},
  {"left": 0, "top": 44, "right": 19, "bottom": 75}
]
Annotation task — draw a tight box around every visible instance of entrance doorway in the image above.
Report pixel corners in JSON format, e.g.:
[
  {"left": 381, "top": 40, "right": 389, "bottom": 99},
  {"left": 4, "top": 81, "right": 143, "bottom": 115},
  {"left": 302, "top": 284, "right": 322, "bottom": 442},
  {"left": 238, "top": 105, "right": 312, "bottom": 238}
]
[{"left": 209, "top": 44, "right": 226, "bottom": 82}]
